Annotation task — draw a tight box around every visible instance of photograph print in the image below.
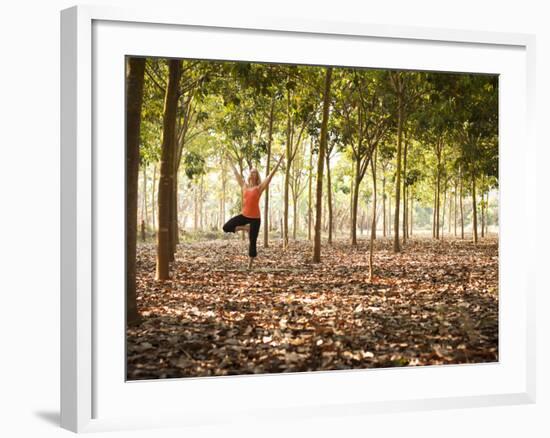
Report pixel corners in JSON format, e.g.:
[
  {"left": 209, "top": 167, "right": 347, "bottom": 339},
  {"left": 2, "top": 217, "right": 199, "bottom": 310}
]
[{"left": 125, "top": 56, "right": 498, "bottom": 380}]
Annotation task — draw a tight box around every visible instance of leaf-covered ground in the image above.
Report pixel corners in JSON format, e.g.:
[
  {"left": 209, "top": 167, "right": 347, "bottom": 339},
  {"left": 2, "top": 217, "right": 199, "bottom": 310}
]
[{"left": 127, "top": 235, "right": 498, "bottom": 380}]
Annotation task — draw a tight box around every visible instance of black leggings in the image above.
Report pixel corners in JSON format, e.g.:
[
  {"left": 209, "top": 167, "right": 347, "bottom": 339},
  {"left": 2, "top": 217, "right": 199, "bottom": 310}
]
[{"left": 223, "top": 214, "right": 261, "bottom": 258}]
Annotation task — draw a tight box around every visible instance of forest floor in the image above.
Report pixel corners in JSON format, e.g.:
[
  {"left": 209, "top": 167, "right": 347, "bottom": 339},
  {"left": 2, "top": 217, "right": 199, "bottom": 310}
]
[{"left": 127, "top": 235, "right": 498, "bottom": 380}]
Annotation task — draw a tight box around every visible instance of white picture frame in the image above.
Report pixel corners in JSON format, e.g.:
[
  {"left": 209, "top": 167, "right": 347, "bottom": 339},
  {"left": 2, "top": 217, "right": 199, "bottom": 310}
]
[{"left": 60, "top": 4, "right": 536, "bottom": 433}]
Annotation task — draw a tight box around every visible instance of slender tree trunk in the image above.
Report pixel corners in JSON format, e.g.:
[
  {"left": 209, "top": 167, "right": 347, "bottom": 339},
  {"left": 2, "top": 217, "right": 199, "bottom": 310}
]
[
  {"left": 313, "top": 67, "right": 332, "bottom": 263},
  {"left": 283, "top": 88, "right": 292, "bottom": 249},
  {"left": 441, "top": 186, "right": 446, "bottom": 240},
  {"left": 369, "top": 148, "right": 377, "bottom": 280},
  {"left": 435, "top": 152, "right": 441, "bottom": 240},
  {"left": 293, "top": 194, "right": 298, "bottom": 240},
  {"left": 454, "top": 179, "right": 458, "bottom": 237},
  {"left": 349, "top": 163, "right": 355, "bottom": 241},
  {"left": 388, "top": 192, "right": 392, "bottom": 238},
  {"left": 393, "top": 94, "right": 403, "bottom": 252},
  {"left": 322, "top": 190, "right": 328, "bottom": 233},
  {"left": 382, "top": 176, "right": 386, "bottom": 237},
  {"left": 156, "top": 59, "right": 182, "bottom": 280},
  {"left": 448, "top": 188, "right": 452, "bottom": 235},
  {"left": 481, "top": 192, "right": 485, "bottom": 239},
  {"left": 141, "top": 165, "right": 148, "bottom": 241},
  {"left": 351, "top": 159, "right": 361, "bottom": 246},
  {"left": 472, "top": 173, "right": 478, "bottom": 244},
  {"left": 308, "top": 141, "right": 313, "bottom": 241},
  {"left": 263, "top": 99, "right": 275, "bottom": 248},
  {"left": 460, "top": 170, "right": 464, "bottom": 239},
  {"left": 326, "top": 151, "right": 333, "bottom": 244},
  {"left": 199, "top": 175, "right": 204, "bottom": 231},
  {"left": 221, "top": 161, "right": 226, "bottom": 226},
  {"left": 284, "top": 162, "right": 291, "bottom": 248},
  {"left": 432, "top": 185, "right": 437, "bottom": 238},
  {"left": 372, "top": 151, "right": 377, "bottom": 240},
  {"left": 403, "top": 185, "right": 407, "bottom": 241},
  {"left": 141, "top": 165, "right": 147, "bottom": 242},
  {"left": 151, "top": 163, "right": 157, "bottom": 233},
  {"left": 402, "top": 139, "right": 408, "bottom": 245},
  {"left": 410, "top": 191, "right": 413, "bottom": 236},
  {"left": 126, "top": 57, "right": 145, "bottom": 325}
]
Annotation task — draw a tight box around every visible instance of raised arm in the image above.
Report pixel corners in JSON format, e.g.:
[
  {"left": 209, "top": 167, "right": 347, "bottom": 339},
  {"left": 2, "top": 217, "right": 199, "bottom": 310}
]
[
  {"left": 260, "top": 154, "right": 284, "bottom": 193},
  {"left": 229, "top": 161, "right": 245, "bottom": 188}
]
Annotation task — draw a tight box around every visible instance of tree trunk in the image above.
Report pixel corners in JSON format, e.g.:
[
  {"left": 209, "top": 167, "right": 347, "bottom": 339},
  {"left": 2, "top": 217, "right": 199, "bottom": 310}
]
[
  {"left": 448, "top": 188, "right": 452, "bottom": 235},
  {"left": 326, "top": 151, "right": 333, "bottom": 244},
  {"left": 432, "top": 185, "right": 436, "bottom": 239},
  {"left": 369, "top": 148, "right": 377, "bottom": 280},
  {"left": 151, "top": 163, "right": 157, "bottom": 233},
  {"left": 140, "top": 166, "right": 147, "bottom": 242},
  {"left": 382, "top": 176, "right": 386, "bottom": 237},
  {"left": 410, "top": 191, "right": 413, "bottom": 236},
  {"left": 308, "top": 140, "right": 313, "bottom": 241},
  {"left": 313, "top": 67, "right": 332, "bottom": 263},
  {"left": 393, "top": 93, "right": 404, "bottom": 252},
  {"left": 371, "top": 153, "right": 377, "bottom": 240},
  {"left": 322, "top": 190, "right": 328, "bottom": 233},
  {"left": 454, "top": 179, "right": 458, "bottom": 237},
  {"left": 199, "top": 175, "right": 204, "bottom": 230},
  {"left": 472, "top": 173, "right": 478, "bottom": 244},
  {"left": 435, "top": 151, "right": 441, "bottom": 240},
  {"left": 402, "top": 139, "right": 408, "bottom": 245},
  {"left": 460, "top": 170, "right": 464, "bottom": 239},
  {"left": 349, "top": 164, "right": 354, "bottom": 241},
  {"left": 156, "top": 59, "right": 181, "bottom": 281},
  {"left": 481, "top": 192, "right": 485, "bottom": 239},
  {"left": 403, "top": 184, "right": 407, "bottom": 241},
  {"left": 351, "top": 159, "right": 361, "bottom": 246},
  {"left": 388, "top": 192, "right": 392, "bottom": 238},
  {"left": 142, "top": 165, "right": 148, "bottom": 240},
  {"left": 441, "top": 186, "right": 446, "bottom": 240},
  {"left": 283, "top": 89, "right": 292, "bottom": 250},
  {"left": 221, "top": 160, "right": 226, "bottom": 227},
  {"left": 126, "top": 57, "right": 145, "bottom": 325},
  {"left": 263, "top": 99, "right": 275, "bottom": 247},
  {"left": 293, "top": 193, "right": 298, "bottom": 240},
  {"left": 284, "top": 162, "right": 291, "bottom": 248}
]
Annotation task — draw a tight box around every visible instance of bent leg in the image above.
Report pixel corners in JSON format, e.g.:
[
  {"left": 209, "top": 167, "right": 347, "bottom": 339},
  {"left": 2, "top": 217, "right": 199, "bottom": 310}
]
[{"left": 223, "top": 214, "right": 247, "bottom": 233}]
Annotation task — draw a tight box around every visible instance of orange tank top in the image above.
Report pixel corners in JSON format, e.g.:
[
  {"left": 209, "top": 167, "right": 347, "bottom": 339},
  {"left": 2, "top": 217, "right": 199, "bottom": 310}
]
[{"left": 242, "top": 186, "right": 261, "bottom": 218}]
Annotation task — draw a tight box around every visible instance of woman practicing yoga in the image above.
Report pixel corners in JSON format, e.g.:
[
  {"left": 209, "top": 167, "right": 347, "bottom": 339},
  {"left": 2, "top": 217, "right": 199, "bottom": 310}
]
[{"left": 223, "top": 154, "right": 284, "bottom": 269}]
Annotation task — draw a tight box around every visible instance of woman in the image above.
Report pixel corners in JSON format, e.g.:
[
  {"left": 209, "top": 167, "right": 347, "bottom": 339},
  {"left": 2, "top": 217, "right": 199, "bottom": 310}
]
[{"left": 223, "top": 155, "right": 284, "bottom": 269}]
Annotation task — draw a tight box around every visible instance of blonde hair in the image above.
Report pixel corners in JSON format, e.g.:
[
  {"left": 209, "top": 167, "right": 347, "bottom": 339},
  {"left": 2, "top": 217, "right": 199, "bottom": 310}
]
[{"left": 247, "top": 168, "right": 262, "bottom": 187}]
